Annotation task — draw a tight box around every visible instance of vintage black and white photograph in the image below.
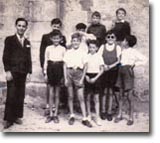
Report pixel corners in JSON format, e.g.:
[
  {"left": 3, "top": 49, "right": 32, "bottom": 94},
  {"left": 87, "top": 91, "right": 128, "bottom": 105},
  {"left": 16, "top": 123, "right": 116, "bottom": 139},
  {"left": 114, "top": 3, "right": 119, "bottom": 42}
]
[{"left": 0, "top": 0, "right": 149, "bottom": 132}]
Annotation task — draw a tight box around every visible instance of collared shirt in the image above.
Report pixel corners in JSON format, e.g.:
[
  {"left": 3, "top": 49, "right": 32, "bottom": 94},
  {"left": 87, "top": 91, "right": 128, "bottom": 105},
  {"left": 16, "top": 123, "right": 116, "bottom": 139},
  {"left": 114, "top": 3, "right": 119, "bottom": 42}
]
[
  {"left": 63, "top": 48, "right": 87, "bottom": 69},
  {"left": 16, "top": 34, "right": 25, "bottom": 47},
  {"left": 116, "top": 19, "right": 125, "bottom": 23},
  {"left": 121, "top": 48, "right": 147, "bottom": 66},
  {"left": 44, "top": 45, "right": 66, "bottom": 70},
  {"left": 85, "top": 53, "right": 104, "bottom": 73}
]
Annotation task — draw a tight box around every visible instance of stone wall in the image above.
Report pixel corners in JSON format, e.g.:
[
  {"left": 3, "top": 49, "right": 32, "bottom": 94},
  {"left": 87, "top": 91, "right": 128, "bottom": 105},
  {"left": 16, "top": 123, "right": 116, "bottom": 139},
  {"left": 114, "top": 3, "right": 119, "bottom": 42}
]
[
  {"left": 0, "top": 0, "right": 149, "bottom": 97},
  {"left": 0, "top": 0, "right": 58, "bottom": 82},
  {"left": 61, "top": 0, "right": 149, "bottom": 95}
]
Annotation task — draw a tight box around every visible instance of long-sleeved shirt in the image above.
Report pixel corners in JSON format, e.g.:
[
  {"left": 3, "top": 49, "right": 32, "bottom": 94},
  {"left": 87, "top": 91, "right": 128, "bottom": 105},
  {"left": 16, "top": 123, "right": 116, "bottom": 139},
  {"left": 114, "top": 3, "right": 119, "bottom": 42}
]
[
  {"left": 112, "top": 20, "right": 131, "bottom": 41},
  {"left": 121, "top": 48, "right": 147, "bottom": 66},
  {"left": 44, "top": 45, "right": 66, "bottom": 72},
  {"left": 40, "top": 32, "right": 66, "bottom": 68},
  {"left": 87, "top": 23, "right": 107, "bottom": 47}
]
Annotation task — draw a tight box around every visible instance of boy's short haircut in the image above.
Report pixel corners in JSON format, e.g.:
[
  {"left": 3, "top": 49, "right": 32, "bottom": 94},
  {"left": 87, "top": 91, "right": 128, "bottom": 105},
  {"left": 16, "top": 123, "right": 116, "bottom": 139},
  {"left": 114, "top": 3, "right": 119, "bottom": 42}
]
[
  {"left": 92, "top": 11, "right": 101, "bottom": 18},
  {"left": 125, "top": 35, "right": 137, "bottom": 47},
  {"left": 71, "top": 32, "right": 82, "bottom": 41},
  {"left": 15, "top": 18, "right": 28, "bottom": 26},
  {"left": 116, "top": 8, "right": 127, "bottom": 16},
  {"left": 87, "top": 39, "right": 98, "bottom": 47},
  {"left": 51, "top": 18, "right": 62, "bottom": 27},
  {"left": 50, "top": 29, "right": 62, "bottom": 38},
  {"left": 105, "top": 29, "right": 117, "bottom": 38},
  {"left": 76, "top": 23, "right": 87, "bottom": 30}
]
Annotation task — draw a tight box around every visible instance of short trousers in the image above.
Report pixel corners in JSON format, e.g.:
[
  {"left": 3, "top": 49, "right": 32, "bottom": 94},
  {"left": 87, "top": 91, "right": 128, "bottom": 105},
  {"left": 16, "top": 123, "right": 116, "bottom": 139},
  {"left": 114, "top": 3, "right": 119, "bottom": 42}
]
[
  {"left": 85, "top": 73, "right": 102, "bottom": 94},
  {"left": 115, "top": 65, "right": 134, "bottom": 91},
  {"left": 101, "top": 66, "right": 119, "bottom": 89},
  {"left": 47, "top": 61, "right": 63, "bottom": 86},
  {"left": 66, "top": 68, "right": 84, "bottom": 89}
]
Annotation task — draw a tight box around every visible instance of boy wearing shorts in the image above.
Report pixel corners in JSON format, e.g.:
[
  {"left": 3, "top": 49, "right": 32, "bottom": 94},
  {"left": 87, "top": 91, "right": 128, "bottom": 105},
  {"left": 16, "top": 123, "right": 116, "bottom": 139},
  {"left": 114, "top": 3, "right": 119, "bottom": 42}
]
[
  {"left": 43, "top": 30, "right": 66, "bottom": 123},
  {"left": 63, "top": 33, "right": 92, "bottom": 127}
]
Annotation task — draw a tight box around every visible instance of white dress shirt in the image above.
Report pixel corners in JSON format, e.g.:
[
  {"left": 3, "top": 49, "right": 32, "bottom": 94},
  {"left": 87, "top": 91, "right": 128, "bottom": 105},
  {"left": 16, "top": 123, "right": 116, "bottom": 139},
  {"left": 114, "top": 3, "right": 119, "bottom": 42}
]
[
  {"left": 63, "top": 48, "right": 87, "bottom": 69},
  {"left": 121, "top": 48, "right": 147, "bottom": 66},
  {"left": 85, "top": 53, "right": 104, "bottom": 73},
  {"left": 16, "top": 34, "right": 25, "bottom": 47},
  {"left": 44, "top": 45, "right": 66, "bottom": 71}
]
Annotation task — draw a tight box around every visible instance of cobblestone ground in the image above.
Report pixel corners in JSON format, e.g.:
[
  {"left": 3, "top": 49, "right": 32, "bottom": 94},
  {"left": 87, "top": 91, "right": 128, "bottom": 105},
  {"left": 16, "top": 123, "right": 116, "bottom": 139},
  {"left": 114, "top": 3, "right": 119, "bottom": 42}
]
[{"left": 0, "top": 104, "right": 149, "bottom": 132}]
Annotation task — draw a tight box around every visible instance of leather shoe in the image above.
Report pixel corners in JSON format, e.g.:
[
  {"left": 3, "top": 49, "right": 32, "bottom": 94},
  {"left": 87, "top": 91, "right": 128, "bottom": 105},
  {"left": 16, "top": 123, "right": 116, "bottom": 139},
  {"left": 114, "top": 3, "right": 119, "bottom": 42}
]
[
  {"left": 82, "top": 120, "right": 92, "bottom": 128},
  {"left": 4, "top": 121, "right": 13, "bottom": 129},
  {"left": 127, "top": 120, "right": 134, "bottom": 126},
  {"left": 45, "top": 116, "right": 53, "bottom": 123},
  {"left": 14, "top": 118, "right": 23, "bottom": 125},
  {"left": 53, "top": 116, "right": 59, "bottom": 124},
  {"left": 68, "top": 117, "right": 75, "bottom": 125}
]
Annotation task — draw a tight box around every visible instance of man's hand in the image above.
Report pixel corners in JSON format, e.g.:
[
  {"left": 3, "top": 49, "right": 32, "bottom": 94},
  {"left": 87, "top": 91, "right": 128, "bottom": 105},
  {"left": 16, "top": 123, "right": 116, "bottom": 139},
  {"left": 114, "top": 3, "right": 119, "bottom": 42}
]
[
  {"left": 6, "top": 71, "right": 13, "bottom": 81},
  {"left": 44, "top": 74, "right": 48, "bottom": 83},
  {"left": 26, "top": 73, "right": 31, "bottom": 82},
  {"left": 42, "top": 68, "right": 46, "bottom": 76}
]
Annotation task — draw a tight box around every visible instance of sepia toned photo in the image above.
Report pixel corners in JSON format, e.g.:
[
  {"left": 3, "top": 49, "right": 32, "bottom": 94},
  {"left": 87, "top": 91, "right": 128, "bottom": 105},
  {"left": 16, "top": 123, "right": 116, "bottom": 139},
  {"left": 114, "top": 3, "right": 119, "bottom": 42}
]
[{"left": 0, "top": 0, "right": 149, "bottom": 132}]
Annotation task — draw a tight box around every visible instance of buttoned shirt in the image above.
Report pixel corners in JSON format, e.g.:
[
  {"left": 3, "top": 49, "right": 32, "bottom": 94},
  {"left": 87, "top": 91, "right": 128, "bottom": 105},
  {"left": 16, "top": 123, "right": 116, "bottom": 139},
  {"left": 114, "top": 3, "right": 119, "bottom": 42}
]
[
  {"left": 16, "top": 34, "right": 25, "bottom": 47},
  {"left": 85, "top": 53, "right": 104, "bottom": 73},
  {"left": 121, "top": 48, "right": 147, "bottom": 66},
  {"left": 44, "top": 45, "right": 66, "bottom": 71},
  {"left": 63, "top": 48, "right": 87, "bottom": 69}
]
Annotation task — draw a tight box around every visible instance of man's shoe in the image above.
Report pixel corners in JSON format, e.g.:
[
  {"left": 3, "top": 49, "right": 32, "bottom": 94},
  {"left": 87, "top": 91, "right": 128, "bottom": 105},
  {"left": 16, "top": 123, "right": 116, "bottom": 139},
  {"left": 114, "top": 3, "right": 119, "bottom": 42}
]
[
  {"left": 14, "top": 118, "right": 23, "bottom": 125},
  {"left": 45, "top": 116, "right": 53, "bottom": 123},
  {"left": 94, "top": 117, "right": 102, "bottom": 126},
  {"left": 68, "top": 117, "right": 75, "bottom": 125},
  {"left": 82, "top": 120, "right": 92, "bottom": 128},
  {"left": 106, "top": 113, "right": 113, "bottom": 121},
  {"left": 4, "top": 121, "right": 13, "bottom": 129},
  {"left": 53, "top": 116, "right": 59, "bottom": 124},
  {"left": 127, "top": 120, "right": 134, "bottom": 126},
  {"left": 100, "top": 112, "right": 106, "bottom": 120},
  {"left": 114, "top": 117, "right": 123, "bottom": 123}
]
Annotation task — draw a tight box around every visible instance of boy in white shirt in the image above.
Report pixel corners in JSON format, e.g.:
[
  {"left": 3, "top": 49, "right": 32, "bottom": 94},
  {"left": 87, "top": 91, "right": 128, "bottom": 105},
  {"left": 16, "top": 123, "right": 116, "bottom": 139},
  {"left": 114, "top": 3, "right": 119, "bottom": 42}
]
[
  {"left": 114, "top": 35, "right": 147, "bottom": 125},
  {"left": 63, "top": 33, "right": 92, "bottom": 127},
  {"left": 85, "top": 40, "right": 104, "bottom": 126},
  {"left": 44, "top": 30, "right": 66, "bottom": 123}
]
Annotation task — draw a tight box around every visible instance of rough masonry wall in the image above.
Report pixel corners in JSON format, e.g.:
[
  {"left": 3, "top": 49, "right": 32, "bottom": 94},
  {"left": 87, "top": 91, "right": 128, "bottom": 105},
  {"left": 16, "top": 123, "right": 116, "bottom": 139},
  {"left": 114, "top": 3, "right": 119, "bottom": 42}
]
[
  {"left": 0, "top": 0, "right": 149, "bottom": 99},
  {"left": 62, "top": 0, "right": 149, "bottom": 95}
]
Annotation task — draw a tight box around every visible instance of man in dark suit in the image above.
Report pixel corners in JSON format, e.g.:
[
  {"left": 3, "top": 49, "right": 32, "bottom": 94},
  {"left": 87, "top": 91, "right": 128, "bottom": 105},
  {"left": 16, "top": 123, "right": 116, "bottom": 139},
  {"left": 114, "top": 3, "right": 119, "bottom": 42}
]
[
  {"left": 2, "top": 18, "right": 32, "bottom": 129},
  {"left": 39, "top": 18, "right": 66, "bottom": 115}
]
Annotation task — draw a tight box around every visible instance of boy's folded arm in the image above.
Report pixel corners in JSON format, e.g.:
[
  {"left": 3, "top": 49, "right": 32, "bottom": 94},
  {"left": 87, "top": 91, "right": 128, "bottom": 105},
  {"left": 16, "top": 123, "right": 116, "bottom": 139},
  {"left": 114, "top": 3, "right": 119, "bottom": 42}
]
[{"left": 108, "top": 58, "right": 120, "bottom": 69}]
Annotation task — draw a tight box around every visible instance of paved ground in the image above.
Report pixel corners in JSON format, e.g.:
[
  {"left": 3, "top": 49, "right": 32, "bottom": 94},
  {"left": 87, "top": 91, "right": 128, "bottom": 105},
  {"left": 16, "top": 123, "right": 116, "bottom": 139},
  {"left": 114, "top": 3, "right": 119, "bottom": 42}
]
[{"left": 0, "top": 104, "right": 149, "bottom": 132}]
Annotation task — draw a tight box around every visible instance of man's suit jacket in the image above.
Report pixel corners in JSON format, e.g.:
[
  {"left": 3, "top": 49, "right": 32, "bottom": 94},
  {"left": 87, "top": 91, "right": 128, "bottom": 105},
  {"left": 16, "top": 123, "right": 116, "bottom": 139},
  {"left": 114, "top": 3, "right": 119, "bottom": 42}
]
[
  {"left": 39, "top": 32, "right": 66, "bottom": 68},
  {"left": 2, "top": 35, "right": 32, "bottom": 74}
]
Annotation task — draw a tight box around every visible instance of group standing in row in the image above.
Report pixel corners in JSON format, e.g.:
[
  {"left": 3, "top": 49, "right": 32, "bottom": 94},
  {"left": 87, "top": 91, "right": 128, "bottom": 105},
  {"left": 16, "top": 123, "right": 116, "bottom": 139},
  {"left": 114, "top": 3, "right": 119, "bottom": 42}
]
[{"left": 2, "top": 8, "right": 147, "bottom": 129}]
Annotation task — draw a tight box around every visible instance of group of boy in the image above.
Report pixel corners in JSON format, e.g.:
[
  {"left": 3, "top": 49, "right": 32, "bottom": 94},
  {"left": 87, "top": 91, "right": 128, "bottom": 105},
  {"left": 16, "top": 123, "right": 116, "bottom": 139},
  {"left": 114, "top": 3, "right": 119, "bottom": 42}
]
[{"left": 2, "top": 8, "right": 147, "bottom": 129}]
